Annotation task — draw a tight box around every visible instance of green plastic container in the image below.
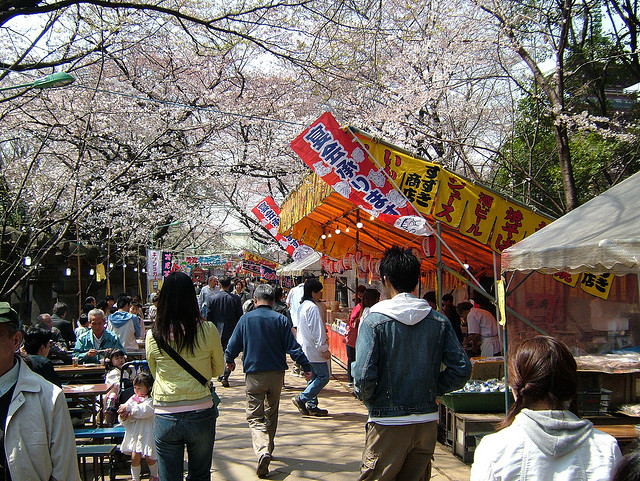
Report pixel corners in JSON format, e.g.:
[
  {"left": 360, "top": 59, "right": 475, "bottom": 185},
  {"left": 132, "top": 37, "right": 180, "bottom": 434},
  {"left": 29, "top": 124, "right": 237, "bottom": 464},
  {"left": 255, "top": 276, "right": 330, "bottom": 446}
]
[{"left": 437, "top": 391, "right": 513, "bottom": 413}]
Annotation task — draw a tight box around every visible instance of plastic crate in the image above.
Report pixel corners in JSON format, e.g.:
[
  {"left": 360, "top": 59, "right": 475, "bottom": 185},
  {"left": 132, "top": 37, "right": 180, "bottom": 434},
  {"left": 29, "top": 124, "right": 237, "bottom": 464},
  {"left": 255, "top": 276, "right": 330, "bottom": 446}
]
[
  {"left": 577, "top": 388, "right": 612, "bottom": 416},
  {"left": 437, "top": 391, "right": 513, "bottom": 413}
]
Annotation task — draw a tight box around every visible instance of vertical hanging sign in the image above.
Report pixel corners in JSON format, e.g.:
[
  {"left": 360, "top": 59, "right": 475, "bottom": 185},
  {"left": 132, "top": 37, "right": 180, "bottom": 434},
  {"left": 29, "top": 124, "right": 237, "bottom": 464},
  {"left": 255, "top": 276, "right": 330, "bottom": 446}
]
[{"left": 146, "top": 249, "right": 163, "bottom": 280}]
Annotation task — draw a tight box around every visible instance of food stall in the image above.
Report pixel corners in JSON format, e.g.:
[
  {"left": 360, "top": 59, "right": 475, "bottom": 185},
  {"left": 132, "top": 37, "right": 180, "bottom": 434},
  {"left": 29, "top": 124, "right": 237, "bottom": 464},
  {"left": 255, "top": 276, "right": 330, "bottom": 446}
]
[
  {"left": 501, "top": 171, "right": 640, "bottom": 451},
  {"left": 280, "top": 116, "right": 552, "bottom": 370}
]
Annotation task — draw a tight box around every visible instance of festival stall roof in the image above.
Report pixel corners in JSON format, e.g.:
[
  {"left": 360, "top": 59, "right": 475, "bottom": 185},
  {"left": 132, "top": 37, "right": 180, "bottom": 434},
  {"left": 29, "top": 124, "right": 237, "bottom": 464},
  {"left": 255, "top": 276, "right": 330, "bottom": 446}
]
[
  {"left": 501, "top": 171, "right": 640, "bottom": 275},
  {"left": 280, "top": 128, "right": 553, "bottom": 278},
  {"left": 276, "top": 251, "right": 322, "bottom": 276}
]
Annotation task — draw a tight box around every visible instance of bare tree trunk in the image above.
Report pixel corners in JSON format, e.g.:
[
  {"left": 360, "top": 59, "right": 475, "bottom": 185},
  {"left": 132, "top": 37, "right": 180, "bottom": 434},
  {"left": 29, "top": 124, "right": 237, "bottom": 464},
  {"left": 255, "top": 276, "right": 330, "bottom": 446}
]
[{"left": 554, "top": 123, "right": 579, "bottom": 210}]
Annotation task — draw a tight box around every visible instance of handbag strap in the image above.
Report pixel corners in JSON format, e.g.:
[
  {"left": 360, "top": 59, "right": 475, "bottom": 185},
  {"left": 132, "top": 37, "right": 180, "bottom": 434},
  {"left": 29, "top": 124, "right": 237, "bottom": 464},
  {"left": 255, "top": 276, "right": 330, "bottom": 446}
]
[{"left": 152, "top": 332, "right": 209, "bottom": 386}]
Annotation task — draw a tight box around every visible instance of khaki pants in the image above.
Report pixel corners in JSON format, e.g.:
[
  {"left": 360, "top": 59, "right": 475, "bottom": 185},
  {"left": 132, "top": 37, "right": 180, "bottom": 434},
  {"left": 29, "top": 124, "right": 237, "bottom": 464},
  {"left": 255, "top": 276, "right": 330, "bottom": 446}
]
[
  {"left": 245, "top": 370, "right": 285, "bottom": 459},
  {"left": 358, "top": 421, "right": 437, "bottom": 481}
]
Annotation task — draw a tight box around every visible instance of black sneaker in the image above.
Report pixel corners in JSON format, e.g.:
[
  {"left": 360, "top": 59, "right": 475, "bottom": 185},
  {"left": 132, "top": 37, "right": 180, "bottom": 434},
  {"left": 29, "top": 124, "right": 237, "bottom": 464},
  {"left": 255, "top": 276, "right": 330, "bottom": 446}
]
[
  {"left": 307, "top": 406, "right": 328, "bottom": 417},
  {"left": 291, "top": 396, "right": 309, "bottom": 415},
  {"left": 257, "top": 453, "right": 271, "bottom": 478},
  {"left": 221, "top": 378, "right": 230, "bottom": 388}
]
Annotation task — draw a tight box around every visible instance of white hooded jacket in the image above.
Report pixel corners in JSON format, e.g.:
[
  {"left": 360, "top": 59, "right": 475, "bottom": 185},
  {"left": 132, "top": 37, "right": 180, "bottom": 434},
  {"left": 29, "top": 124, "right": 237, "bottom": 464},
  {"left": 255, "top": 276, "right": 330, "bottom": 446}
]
[{"left": 471, "top": 408, "right": 621, "bottom": 481}]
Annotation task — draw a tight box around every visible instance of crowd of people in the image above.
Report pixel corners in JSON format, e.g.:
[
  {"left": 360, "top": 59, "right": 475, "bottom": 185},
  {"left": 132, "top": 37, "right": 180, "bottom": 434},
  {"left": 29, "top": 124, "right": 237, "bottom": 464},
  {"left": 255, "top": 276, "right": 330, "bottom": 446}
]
[{"left": 0, "top": 246, "right": 638, "bottom": 480}]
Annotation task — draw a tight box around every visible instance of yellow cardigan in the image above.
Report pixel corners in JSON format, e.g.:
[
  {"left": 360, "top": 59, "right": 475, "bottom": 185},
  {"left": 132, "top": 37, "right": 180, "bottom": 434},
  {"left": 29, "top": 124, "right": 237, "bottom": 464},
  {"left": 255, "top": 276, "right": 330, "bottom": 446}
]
[{"left": 145, "top": 321, "right": 224, "bottom": 404}]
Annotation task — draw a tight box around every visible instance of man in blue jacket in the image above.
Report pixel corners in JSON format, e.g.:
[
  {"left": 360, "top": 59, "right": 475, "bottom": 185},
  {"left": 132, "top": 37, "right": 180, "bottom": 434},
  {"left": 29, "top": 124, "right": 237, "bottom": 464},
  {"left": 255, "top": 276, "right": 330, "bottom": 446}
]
[
  {"left": 225, "top": 284, "right": 312, "bottom": 478},
  {"left": 353, "top": 246, "right": 471, "bottom": 481}
]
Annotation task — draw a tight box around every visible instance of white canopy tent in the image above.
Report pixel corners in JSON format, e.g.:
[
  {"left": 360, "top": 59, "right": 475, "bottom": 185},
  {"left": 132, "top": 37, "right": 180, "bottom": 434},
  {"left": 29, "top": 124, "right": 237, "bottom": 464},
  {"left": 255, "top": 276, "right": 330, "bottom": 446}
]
[
  {"left": 501, "top": 171, "right": 640, "bottom": 275},
  {"left": 276, "top": 251, "right": 322, "bottom": 276}
]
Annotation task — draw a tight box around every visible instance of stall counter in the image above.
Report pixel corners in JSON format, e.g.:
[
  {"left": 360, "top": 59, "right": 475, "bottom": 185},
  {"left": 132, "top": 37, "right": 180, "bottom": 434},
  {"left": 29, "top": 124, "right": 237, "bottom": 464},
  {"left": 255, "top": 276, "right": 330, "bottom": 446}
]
[{"left": 326, "top": 309, "right": 349, "bottom": 368}]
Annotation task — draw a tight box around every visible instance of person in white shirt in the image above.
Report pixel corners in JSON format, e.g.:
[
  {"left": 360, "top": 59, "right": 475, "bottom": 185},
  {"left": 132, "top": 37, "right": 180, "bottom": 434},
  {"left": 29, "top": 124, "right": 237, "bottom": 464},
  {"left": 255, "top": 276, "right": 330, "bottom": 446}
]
[
  {"left": 0, "top": 302, "right": 81, "bottom": 480},
  {"left": 466, "top": 297, "right": 501, "bottom": 357},
  {"left": 286, "top": 273, "right": 312, "bottom": 331},
  {"left": 291, "top": 279, "right": 331, "bottom": 417},
  {"left": 198, "top": 276, "right": 220, "bottom": 317}
]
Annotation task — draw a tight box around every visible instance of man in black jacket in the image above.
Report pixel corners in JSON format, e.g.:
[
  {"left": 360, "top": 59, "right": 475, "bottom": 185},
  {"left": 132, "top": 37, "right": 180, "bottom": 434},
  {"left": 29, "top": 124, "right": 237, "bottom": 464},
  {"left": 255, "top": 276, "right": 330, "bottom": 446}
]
[
  {"left": 206, "top": 275, "right": 242, "bottom": 387},
  {"left": 51, "top": 302, "right": 75, "bottom": 347}
]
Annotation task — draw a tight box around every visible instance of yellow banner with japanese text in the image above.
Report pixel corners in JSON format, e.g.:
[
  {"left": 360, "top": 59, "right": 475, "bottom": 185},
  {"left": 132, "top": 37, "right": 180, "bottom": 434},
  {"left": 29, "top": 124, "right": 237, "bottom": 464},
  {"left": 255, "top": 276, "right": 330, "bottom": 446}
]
[{"left": 354, "top": 132, "right": 553, "bottom": 253}]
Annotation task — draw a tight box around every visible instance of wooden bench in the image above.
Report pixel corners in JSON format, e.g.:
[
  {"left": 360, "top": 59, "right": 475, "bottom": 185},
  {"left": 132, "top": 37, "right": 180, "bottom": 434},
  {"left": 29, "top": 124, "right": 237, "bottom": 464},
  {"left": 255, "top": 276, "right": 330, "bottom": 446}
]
[{"left": 76, "top": 444, "right": 118, "bottom": 481}]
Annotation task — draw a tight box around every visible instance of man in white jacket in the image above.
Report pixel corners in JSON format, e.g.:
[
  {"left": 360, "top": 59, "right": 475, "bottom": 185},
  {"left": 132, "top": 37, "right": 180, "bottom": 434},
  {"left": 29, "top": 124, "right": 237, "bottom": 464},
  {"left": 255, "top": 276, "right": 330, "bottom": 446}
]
[
  {"left": 291, "top": 279, "right": 332, "bottom": 417},
  {"left": 0, "top": 302, "right": 81, "bottom": 480}
]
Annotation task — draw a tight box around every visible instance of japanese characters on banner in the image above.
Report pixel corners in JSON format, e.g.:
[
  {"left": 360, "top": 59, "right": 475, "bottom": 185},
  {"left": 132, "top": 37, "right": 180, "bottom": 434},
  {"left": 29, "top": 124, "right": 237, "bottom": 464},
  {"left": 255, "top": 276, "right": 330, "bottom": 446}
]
[
  {"left": 259, "top": 266, "right": 277, "bottom": 281},
  {"left": 184, "top": 255, "right": 227, "bottom": 266},
  {"left": 147, "top": 250, "right": 163, "bottom": 280},
  {"left": 240, "top": 251, "right": 279, "bottom": 281},
  {"left": 552, "top": 271, "right": 580, "bottom": 287},
  {"left": 162, "top": 252, "right": 174, "bottom": 278},
  {"left": 352, "top": 131, "right": 553, "bottom": 253},
  {"left": 290, "top": 112, "right": 419, "bottom": 219},
  {"left": 252, "top": 196, "right": 306, "bottom": 259},
  {"left": 147, "top": 250, "right": 221, "bottom": 281},
  {"left": 552, "top": 271, "right": 614, "bottom": 299}
]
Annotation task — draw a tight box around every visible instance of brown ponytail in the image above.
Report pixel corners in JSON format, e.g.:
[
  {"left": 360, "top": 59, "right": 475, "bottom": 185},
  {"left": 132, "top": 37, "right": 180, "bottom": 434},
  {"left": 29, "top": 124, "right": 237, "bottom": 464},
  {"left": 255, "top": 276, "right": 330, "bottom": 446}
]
[{"left": 500, "top": 336, "right": 578, "bottom": 428}]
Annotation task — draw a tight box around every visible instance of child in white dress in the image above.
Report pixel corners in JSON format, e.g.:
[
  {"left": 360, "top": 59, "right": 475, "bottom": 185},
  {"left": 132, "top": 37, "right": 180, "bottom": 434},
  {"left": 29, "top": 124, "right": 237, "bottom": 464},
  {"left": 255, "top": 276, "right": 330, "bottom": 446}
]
[{"left": 118, "top": 372, "right": 158, "bottom": 481}]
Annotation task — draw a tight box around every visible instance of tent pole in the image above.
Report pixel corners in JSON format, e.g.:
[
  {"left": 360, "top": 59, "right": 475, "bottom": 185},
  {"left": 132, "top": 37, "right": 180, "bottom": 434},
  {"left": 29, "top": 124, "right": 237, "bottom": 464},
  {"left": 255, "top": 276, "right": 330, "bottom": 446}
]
[
  {"left": 440, "top": 263, "right": 549, "bottom": 336},
  {"left": 355, "top": 211, "right": 360, "bottom": 295},
  {"left": 494, "top": 252, "right": 509, "bottom": 414},
  {"left": 436, "top": 222, "right": 442, "bottom": 310}
]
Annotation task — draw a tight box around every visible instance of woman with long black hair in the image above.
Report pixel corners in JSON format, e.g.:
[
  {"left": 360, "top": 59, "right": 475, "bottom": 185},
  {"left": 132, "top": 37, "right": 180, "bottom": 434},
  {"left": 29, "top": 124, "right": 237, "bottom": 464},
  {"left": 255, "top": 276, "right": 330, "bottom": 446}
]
[{"left": 146, "top": 271, "right": 224, "bottom": 480}]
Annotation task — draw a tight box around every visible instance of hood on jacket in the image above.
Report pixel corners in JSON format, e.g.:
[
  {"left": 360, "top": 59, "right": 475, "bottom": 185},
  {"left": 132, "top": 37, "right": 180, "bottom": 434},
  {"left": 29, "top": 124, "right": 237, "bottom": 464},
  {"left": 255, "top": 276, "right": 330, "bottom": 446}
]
[
  {"left": 369, "top": 292, "right": 432, "bottom": 326},
  {"left": 108, "top": 310, "right": 135, "bottom": 327},
  {"left": 518, "top": 409, "right": 593, "bottom": 457},
  {"left": 109, "top": 310, "right": 141, "bottom": 338}
]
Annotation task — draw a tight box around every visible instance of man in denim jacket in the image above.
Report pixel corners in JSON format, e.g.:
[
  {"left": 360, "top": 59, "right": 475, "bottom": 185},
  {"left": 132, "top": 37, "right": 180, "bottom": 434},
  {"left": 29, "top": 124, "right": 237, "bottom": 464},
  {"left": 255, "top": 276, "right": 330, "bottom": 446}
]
[{"left": 353, "top": 246, "right": 471, "bottom": 480}]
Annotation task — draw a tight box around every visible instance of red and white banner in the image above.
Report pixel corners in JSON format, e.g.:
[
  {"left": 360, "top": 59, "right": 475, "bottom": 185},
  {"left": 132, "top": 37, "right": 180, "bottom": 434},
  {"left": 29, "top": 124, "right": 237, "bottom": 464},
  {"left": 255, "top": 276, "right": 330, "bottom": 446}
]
[
  {"left": 252, "top": 196, "right": 308, "bottom": 259},
  {"left": 291, "top": 112, "right": 420, "bottom": 221},
  {"left": 252, "top": 196, "right": 281, "bottom": 238}
]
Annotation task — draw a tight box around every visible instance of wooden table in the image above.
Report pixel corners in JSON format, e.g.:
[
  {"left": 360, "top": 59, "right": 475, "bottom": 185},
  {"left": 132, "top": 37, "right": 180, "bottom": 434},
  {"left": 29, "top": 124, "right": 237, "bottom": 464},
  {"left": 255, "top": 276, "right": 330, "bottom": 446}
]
[
  {"left": 55, "top": 364, "right": 105, "bottom": 375},
  {"left": 63, "top": 383, "right": 110, "bottom": 427},
  {"left": 56, "top": 364, "right": 106, "bottom": 384}
]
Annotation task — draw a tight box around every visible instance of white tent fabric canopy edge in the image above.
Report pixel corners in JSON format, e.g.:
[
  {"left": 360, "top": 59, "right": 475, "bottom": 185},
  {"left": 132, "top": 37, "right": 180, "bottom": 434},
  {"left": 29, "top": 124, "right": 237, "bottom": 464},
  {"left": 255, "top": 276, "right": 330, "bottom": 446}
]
[
  {"left": 501, "top": 172, "right": 640, "bottom": 275},
  {"left": 276, "top": 251, "right": 322, "bottom": 276}
]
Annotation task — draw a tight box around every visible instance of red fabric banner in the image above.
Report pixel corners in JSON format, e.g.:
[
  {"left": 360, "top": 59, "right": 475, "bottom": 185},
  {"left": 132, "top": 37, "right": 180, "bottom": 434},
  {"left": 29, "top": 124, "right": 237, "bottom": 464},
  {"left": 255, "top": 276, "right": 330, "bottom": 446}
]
[{"left": 291, "top": 112, "right": 419, "bottom": 219}]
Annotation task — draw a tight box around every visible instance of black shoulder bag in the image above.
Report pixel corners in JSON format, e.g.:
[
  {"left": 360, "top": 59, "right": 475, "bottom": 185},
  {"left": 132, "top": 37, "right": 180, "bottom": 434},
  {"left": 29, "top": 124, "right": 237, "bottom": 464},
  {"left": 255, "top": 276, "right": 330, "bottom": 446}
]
[{"left": 152, "top": 333, "right": 221, "bottom": 416}]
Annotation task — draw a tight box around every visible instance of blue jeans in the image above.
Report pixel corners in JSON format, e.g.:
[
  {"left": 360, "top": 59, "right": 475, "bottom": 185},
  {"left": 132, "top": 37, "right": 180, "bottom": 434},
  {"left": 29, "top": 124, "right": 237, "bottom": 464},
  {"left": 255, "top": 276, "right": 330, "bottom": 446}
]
[
  {"left": 299, "top": 361, "right": 330, "bottom": 409},
  {"left": 154, "top": 407, "right": 216, "bottom": 481}
]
